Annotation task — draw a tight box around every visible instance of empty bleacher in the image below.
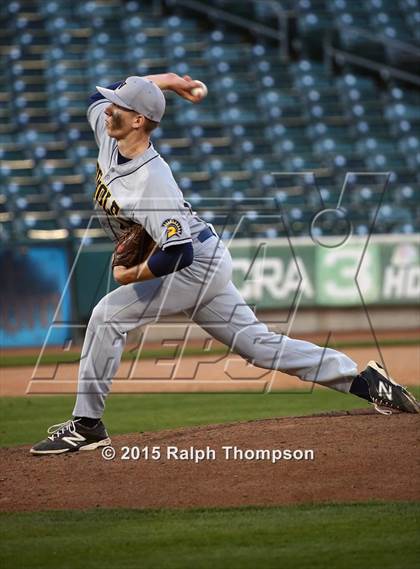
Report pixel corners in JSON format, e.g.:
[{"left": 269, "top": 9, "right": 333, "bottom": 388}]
[{"left": 0, "top": 0, "right": 419, "bottom": 244}]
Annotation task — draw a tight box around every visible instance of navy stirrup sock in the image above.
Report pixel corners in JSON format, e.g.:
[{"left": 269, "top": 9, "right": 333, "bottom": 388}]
[
  {"left": 349, "top": 375, "right": 371, "bottom": 401},
  {"left": 74, "top": 417, "right": 100, "bottom": 428}
]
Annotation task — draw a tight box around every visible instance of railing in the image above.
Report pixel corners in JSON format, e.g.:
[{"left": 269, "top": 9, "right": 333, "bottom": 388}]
[
  {"left": 163, "top": 0, "right": 420, "bottom": 86},
  {"left": 164, "top": 0, "right": 295, "bottom": 61},
  {"left": 324, "top": 25, "right": 420, "bottom": 87}
]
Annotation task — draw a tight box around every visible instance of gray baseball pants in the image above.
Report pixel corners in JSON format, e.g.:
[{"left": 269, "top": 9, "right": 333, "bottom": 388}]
[{"left": 73, "top": 237, "right": 358, "bottom": 418}]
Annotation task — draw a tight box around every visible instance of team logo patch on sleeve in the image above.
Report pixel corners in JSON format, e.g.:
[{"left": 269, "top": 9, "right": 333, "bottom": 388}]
[{"left": 162, "top": 218, "right": 182, "bottom": 239}]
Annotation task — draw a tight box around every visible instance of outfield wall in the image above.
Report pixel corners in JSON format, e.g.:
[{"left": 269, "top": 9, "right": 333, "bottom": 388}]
[{"left": 1, "top": 234, "right": 419, "bottom": 347}]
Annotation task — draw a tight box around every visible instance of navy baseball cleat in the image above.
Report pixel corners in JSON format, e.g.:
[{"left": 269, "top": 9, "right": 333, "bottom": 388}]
[
  {"left": 358, "top": 361, "right": 419, "bottom": 415},
  {"left": 30, "top": 419, "right": 111, "bottom": 455}
]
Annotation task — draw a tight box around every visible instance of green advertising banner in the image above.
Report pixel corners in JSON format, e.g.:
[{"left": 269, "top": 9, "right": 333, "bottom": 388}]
[
  {"left": 229, "top": 235, "right": 419, "bottom": 308},
  {"left": 315, "top": 244, "right": 381, "bottom": 306},
  {"left": 230, "top": 242, "right": 315, "bottom": 308},
  {"left": 380, "top": 239, "right": 420, "bottom": 303},
  {"left": 73, "top": 235, "right": 420, "bottom": 320}
]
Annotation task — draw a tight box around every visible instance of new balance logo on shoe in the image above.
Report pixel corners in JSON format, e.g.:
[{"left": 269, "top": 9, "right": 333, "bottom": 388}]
[
  {"left": 62, "top": 432, "right": 87, "bottom": 447},
  {"left": 378, "top": 381, "right": 393, "bottom": 401}
]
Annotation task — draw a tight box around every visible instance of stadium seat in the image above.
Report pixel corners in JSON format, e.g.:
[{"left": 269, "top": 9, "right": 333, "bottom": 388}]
[{"left": 1, "top": 0, "right": 419, "bottom": 242}]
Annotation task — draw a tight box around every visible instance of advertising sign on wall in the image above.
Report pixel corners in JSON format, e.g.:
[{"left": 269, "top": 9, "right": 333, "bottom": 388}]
[
  {"left": 73, "top": 235, "right": 420, "bottom": 323},
  {"left": 0, "top": 246, "right": 72, "bottom": 348}
]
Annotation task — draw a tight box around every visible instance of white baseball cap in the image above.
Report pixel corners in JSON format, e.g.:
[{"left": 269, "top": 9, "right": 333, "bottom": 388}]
[{"left": 96, "top": 76, "right": 166, "bottom": 122}]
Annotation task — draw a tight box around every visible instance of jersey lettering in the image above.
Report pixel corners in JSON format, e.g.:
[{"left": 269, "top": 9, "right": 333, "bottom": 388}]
[
  {"left": 96, "top": 163, "right": 102, "bottom": 183},
  {"left": 94, "top": 162, "right": 120, "bottom": 217},
  {"left": 108, "top": 200, "right": 120, "bottom": 216}
]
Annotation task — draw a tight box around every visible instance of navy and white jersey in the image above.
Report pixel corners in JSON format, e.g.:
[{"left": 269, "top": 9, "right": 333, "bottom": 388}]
[{"left": 87, "top": 99, "right": 208, "bottom": 248}]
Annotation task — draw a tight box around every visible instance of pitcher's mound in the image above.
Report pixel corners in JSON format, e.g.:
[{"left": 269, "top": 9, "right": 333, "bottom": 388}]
[{"left": 1, "top": 410, "right": 418, "bottom": 512}]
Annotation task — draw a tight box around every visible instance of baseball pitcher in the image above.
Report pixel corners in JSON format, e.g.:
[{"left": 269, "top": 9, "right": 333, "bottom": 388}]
[{"left": 31, "top": 73, "right": 419, "bottom": 454}]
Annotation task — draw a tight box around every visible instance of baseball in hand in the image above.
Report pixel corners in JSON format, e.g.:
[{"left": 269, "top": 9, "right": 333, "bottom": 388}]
[{"left": 191, "top": 80, "right": 208, "bottom": 99}]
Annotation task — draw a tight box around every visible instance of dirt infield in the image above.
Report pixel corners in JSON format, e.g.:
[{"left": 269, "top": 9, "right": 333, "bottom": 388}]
[{"left": 0, "top": 410, "right": 418, "bottom": 512}]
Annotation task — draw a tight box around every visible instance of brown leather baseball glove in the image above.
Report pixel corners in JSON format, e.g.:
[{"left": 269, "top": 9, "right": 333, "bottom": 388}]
[{"left": 112, "top": 224, "right": 156, "bottom": 268}]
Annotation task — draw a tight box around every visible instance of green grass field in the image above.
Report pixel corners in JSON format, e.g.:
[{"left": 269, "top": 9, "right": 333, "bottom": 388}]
[{"left": 0, "top": 503, "right": 418, "bottom": 569}]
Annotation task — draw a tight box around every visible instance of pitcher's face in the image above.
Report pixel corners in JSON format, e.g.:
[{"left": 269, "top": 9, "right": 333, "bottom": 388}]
[{"left": 104, "top": 103, "right": 143, "bottom": 139}]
